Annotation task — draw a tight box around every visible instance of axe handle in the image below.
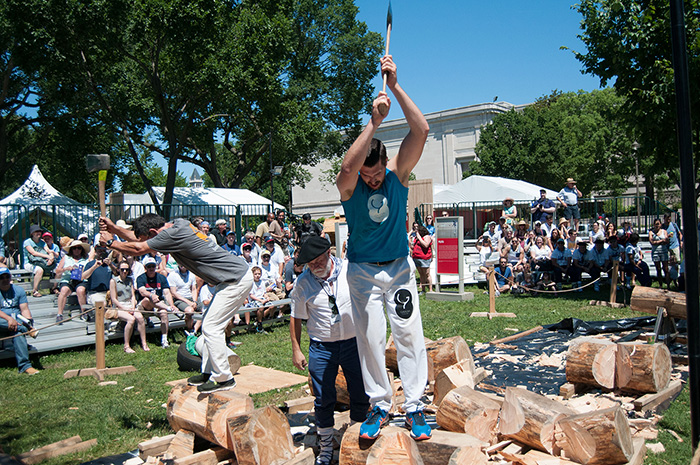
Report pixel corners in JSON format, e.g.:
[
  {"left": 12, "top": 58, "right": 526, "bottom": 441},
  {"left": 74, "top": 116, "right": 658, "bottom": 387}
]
[
  {"left": 378, "top": 24, "right": 392, "bottom": 116},
  {"left": 98, "top": 170, "right": 107, "bottom": 217}
]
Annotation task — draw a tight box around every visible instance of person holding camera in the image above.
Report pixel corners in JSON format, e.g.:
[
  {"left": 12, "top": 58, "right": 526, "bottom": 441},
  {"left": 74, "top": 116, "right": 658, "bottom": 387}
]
[
  {"left": 531, "top": 189, "right": 556, "bottom": 225},
  {"left": 557, "top": 178, "right": 583, "bottom": 232}
]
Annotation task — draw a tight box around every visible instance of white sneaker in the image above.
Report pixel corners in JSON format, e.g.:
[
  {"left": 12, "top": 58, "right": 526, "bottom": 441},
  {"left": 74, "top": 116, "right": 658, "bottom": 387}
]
[
  {"left": 161, "top": 336, "right": 170, "bottom": 348},
  {"left": 494, "top": 289, "right": 500, "bottom": 297}
]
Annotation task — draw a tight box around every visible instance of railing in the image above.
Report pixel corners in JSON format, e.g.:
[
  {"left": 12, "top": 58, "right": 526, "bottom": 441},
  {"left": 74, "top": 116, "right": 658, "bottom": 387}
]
[
  {"left": 1, "top": 202, "right": 278, "bottom": 269},
  {"left": 419, "top": 196, "right": 676, "bottom": 240}
]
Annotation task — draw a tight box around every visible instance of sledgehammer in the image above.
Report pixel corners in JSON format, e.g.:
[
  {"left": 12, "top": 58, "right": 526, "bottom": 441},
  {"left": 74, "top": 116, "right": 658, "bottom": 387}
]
[{"left": 86, "top": 154, "right": 110, "bottom": 217}]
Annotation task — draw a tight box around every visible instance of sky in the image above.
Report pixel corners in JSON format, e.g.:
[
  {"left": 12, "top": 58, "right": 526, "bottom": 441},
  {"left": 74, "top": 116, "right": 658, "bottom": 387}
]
[{"left": 173, "top": 1, "right": 604, "bottom": 178}]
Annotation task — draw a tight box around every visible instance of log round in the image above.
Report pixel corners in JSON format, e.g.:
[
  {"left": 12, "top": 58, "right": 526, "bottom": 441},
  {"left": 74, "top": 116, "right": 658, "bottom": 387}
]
[
  {"left": 616, "top": 342, "right": 671, "bottom": 393},
  {"left": 433, "top": 359, "right": 476, "bottom": 406},
  {"left": 565, "top": 337, "right": 617, "bottom": 389},
  {"left": 555, "top": 406, "right": 634, "bottom": 465},
  {"left": 425, "top": 336, "right": 474, "bottom": 374},
  {"left": 365, "top": 429, "right": 424, "bottom": 465},
  {"left": 499, "top": 386, "right": 575, "bottom": 453},
  {"left": 436, "top": 385, "right": 500, "bottom": 443},
  {"left": 227, "top": 405, "right": 295, "bottom": 465},
  {"left": 166, "top": 382, "right": 253, "bottom": 449}
]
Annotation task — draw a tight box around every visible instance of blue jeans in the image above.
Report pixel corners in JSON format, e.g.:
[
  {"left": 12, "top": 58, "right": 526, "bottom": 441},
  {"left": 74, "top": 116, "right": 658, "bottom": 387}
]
[
  {"left": 308, "top": 338, "right": 369, "bottom": 428},
  {"left": 0, "top": 318, "right": 31, "bottom": 373}
]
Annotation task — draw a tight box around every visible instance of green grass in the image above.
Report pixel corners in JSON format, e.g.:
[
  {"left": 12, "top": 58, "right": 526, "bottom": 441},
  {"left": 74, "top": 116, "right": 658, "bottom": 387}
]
[{"left": 0, "top": 286, "right": 692, "bottom": 464}]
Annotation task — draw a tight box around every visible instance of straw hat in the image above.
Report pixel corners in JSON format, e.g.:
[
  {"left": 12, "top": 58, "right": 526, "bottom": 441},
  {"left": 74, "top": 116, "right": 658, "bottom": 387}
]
[
  {"left": 59, "top": 236, "right": 73, "bottom": 250},
  {"left": 558, "top": 217, "right": 569, "bottom": 225},
  {"left": 517, "top": 220, "right": 528, "bottom": 227},
  {"left": 63, "top": 239, "right": 90, "bottom": 254}
]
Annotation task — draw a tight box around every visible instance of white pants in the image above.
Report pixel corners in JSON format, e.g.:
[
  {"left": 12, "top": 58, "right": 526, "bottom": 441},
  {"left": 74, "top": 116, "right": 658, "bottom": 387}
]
[
  {"left": 347, "top": 257, "right": 428, "bottom": 413},
  {"left": 201, "top": 270, "right": 253, "bottom": 382}
]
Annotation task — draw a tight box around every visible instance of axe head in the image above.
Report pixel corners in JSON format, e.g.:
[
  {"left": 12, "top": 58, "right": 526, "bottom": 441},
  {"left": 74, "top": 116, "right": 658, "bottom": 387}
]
[
  {"left": 86, "top": 153, "right": 110, "bottom": 173},
  {"left": 386, "top": 1, "right": 392, "bottom": 29}
]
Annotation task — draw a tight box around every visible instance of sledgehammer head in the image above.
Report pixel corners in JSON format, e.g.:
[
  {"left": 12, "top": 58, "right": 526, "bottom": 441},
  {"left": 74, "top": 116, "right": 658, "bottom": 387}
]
[{"left": 86, "top": 153, "right": 110, "bottom": 173}]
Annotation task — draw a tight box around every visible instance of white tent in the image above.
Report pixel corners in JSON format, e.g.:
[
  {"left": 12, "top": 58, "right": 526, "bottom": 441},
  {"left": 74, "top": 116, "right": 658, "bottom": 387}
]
[
  {"left": 433, "top": 175, "right": 559, "bottom": 204},
  {"left": 0, "top": 165, "right": 99, "bottom": 237}
]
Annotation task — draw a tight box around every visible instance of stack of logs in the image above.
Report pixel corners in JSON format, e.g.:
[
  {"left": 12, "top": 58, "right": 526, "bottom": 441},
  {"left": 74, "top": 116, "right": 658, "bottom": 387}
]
[{"left": 139, "top": 334, "right": 665, "bottom": 465}]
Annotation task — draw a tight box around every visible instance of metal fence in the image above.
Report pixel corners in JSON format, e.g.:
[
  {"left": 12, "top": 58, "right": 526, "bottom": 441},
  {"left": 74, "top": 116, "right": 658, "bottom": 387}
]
[
  {"left": 419, "top": 196, "right": 676, "bottom": 240},
  {"left": 1, "top": 202, "right": 277, "bottom": 269}
]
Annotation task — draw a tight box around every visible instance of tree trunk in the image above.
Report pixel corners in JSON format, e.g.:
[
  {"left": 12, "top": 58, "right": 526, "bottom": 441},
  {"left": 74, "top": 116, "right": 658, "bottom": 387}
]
[
  {"left": 435, "top": 385, "right": 500, "bottom": 443},
  {"left": 166, "top": 382, "right": 253, "bottom": 449},
  {"left": 565, "top": 337, "right": 617, "bottom": 389},
  {"left": 616, "top": 342, "right": 671, "bottom": 393},
  {"left": 425, "top": 336, "right": 474, "bottom": 375},
  {"left": 365, "top": 429, "right": 424, "bottom": 465},
  {"left": 226, "top": 405, "right": 295, "bottom": 465},
  {"left": 555, "top": 406, "right": 634, "bottom": 465},
  {"left": 630, "top": 286, "right": 687, "bottom": 319},
  {"left": 339, "top": 424, "right": 485, "bottom": 465},
  {"left": 433, "top": 359, "right": 476, "bottom": 406},
  {"left": 499, "top": 386, "right": 576, "bottom": 454}
]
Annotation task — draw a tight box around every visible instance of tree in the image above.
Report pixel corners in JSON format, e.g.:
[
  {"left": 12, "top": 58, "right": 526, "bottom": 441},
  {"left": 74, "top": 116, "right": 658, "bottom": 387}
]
[
  {"left": 572, "top": 0, "right": 700, "bottom": 200},
  {"left": 470, "top": 89, "right": 635, "bottom": 196},
  {"left": 6, "top": 0, "right": 381, "bottom": 215}
]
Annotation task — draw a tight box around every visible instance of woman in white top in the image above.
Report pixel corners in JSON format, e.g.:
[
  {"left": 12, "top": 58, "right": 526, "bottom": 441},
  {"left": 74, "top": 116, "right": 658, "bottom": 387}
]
[
  {"left": 588, "top": 222, "right": 605, "bottom": 246},
  {"left": 529, "top": 236, "right": 552, "bottom": 271},
  {"left": 476, "top": 236, "right": 494, "bottom": 274},
  {"left": 110, "top": 261, "right": 149, "bottom": 353}
]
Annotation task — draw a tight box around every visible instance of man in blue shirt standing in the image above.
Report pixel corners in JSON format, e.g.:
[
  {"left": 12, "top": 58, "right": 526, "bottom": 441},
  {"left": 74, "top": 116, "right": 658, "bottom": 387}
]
[
  {"left": 336, "top": 55, "right": 431, "bottom": 441},
  {"left": 557, "top": 178, "right": 583, "bottom": 232},
  {"left": 0, "top": 267, "right": 39, "bottom": 374}
]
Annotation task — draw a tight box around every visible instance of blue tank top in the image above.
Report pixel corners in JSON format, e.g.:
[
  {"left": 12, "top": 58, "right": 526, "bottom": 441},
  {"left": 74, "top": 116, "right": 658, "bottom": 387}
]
[{"left": 342, "top": 168, "right": 409, "bottom": 263}]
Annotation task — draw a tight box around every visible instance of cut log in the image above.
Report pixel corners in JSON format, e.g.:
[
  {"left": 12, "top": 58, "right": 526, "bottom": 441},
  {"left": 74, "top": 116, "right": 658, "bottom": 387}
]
[
  {"left": 339, "top": 423, "right": 485, "bottom": 465},
  {"left": 425, "top": 336, "right": 475, "bottom": 374},
  {"left": 284, "top": 396, "right": 315, "bottom": 414},
  {"left": 172, "top": 446, "right": 233, "bottom": 465},
  {"left": 139, "top": 435, "right": 175, "bottom": 460},
  {"left": 365, "top": 429, "right": 424, "bottom": 465},
  {"left": 436, "top": 385, "right": 500, "bottom": 443},
  {"left": 499, "top": 386, "right": 576, "bottom": 454},
  {"left": 281, "top": 447, "right": 315, "bottom": 465},
  {"left": 166, "top": 381, "right": 254, "bottom": 449},
  {"left": 386, "top": 335, "right": 436, "bottom": 382},
  {"left": 565, "top": 337, "right": 617, "bottom": 389},
  {"left": 433, "top": 359, "right": 476, "bottom": 406},
  {"left": 448, "top": 445, "right": 488, "bottom": 465},
  {"left": 633, "top": 379, "right": 684, "bottom": 412},
  {"left": 616, "top": 342, "right": 671, "bottom": 393},
  {"left": 630, "top": 286, "right": 687, "bottom": 319},
  {"left": 555, "top": 406, "right": 634, "bottom": 465},
  {"left": 164, "top": 430, "right": 194, "bottom": 459},
  {"left": 227, "top": 405, "right": 295, "bottom": 465}
]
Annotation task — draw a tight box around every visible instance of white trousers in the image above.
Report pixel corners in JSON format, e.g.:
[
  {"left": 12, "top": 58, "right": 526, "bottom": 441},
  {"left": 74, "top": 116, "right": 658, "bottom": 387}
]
[
  {"left": 347, "top": 257, "right": 428, "bottom": 413},
  {"left": 201, "top": 270, "right": 253, "bottom": 382}
]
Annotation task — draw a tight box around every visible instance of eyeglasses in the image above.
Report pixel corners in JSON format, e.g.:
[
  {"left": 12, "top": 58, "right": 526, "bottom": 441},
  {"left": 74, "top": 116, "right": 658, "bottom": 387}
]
[{"left": 328, "top": 295, "right": 339, "bottom": 316}]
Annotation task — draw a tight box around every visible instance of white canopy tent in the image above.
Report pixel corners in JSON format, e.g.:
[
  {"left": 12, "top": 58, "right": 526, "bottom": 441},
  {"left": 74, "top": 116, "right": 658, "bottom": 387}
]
[
  {"left": 0, "top": 165, "right": 99, "bottom": 238},
  {"left": 433, "top": 175, "right": 559, "bottom": 204}
]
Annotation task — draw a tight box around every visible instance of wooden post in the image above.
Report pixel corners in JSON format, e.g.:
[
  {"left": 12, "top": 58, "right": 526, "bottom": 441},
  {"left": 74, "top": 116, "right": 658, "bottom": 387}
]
[
  {"left": 95, "top": 300, "right": 106, "bottom": 370},
  {"left": 609, "top": 262, "right": 619, "bottom": 304},
  {"left": 488, "top": 266, "right": 496, "bottom": 315}
]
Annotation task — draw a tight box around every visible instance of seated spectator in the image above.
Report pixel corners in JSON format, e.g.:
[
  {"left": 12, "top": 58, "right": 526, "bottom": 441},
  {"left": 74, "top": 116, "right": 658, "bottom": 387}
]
[
  {"left": 566, "top": 228, "right": 578, "bottom": 250},
  {"left": 514, "top": 220, "right": 529, "bottom": 242},
  {"left": 259, "top": 250, "right": 285, "bottom": 316},
  {"left": 558, "top": 217, "right": 570, "bottom": 239},
  {"left": 492, "top": 257, "right": 513, "bottom": 296},
  {"left": 536, "top": 271, "right": 557, "bottom": 294},
  {"left": 126, "top": 255, "right": 145, "bottom": 282},
  {"left": 243, "top": 231, "right": 262, "bottom": 262},
  {"left": 475, "top": 236, "right": 494, "bottom": 274},
  {"left": 81, "top": 246, "right": 117, "bottom": 319},
  {"left": 605, "top": 222, "right": 617, "bottom": 241},
  {"left": 496, "top": 216, "right": 508, "bottom": 236},
  {"left": 167, "top": 263, "right": 198, "bottom": 331},
  {"left": 23, "top": 224, "right": 57, "bottom": 298},
  {"left": 541, "top": 214, "right": 555, "bottom": 237},
  {"left": 136, "top": 256, "right": 175, "bottom": 348},
  {"left": 532, "top": 221, "right": 545, "bottom": 237},
  {"left": 503, "top": 235, "right": 526, "bottom": 272},
  {"left": 606, "top": 235, "right": 626, "bottom": 286},
  {"left": 0, "top": 267, "right": 39, "bottom": 374},
  {"left": 195, "top": 281, "right": 216, "bottom": 333},
  {"left": 550, "top": 238, "right": 572, "bottom": 287},
  {"left": 212, "top": 219, "right": 228, "bottom": 246},
  {"left": 263, "top": 235, "right": 285, "bottom": 277},
  {"left": 617, "top": 220, "right": 634, "bottom": 246},
  {"left": 77, "top": 233, "right": 96, "bottom": 260},
  {"left": 588, "top": 221, "right": 605, "bottom": 246},
  {"left": 502, "top": 198, "right": 517, "bottom": 225},
  {"left": 496, "top": 227, "right": 515, "bottom": 257},
  {"left": 587, "top": 238, "right": 610, "bottom": 292},
  {"left": 42, "top": 232, "right": 61, "bottom": 294},
  {"left": 240, "top": 243, "right": 257, "bottom": 268},
  {"left": 110, "top": 261, "right": 149, "bottom": 353},
  {"left": 295, "top": 213, "right": 325, "bottom": 245},
  {"left": 54, "top": 240, "right": 90, "bottom": 324},
  {"left": 522, "top": 230, "right": 537, "bottom": 256},
  {"left": 529, "top": 236, "right": 552, "bottom": 272},
  {"left": 245, "top": 266, "right": 273, "bottom": 333},
  {"left": 513, "top": 262, "right": 536, "bottom": 296},
  {"left": 624, "top": 233, "right": 652, "bottom": 287},
  {"left": 548, "top": 228, "right": 563, "bottom": 250},
  {"left": 222, "top": 231, "right": 241, "bottom": 256},
  {"left": 199, "top": 221, "right": 217, "bottom": 243},
  {"left": 284, "top": 248, "right": 304, "bottom": 297},
  {"left": 570, "top": 239, "right": 590, "bottom": 292},
  {"left": 482, "top": 221, "right": 501, "bottom": 244},
  {"left": 280, "top": 237, "right": 295, "bottom": 258}
]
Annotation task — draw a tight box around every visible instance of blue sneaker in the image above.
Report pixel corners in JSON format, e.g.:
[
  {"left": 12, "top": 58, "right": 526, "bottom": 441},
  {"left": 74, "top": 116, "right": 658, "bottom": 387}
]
[
  {"left": 359, "top": 406, "right": 389, "bottom": 440},
  {"left": 405, "top": 410, "right": 432, "bottom": 440}
]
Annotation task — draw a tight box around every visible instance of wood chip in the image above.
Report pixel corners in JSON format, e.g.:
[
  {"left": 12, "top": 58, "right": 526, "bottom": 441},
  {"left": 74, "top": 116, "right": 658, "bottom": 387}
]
[{"left": 646, "top": 442, "right": 666, "bottom": 454}]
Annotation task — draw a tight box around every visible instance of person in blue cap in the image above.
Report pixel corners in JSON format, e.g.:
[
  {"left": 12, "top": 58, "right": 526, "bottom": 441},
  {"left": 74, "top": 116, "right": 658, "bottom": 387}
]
[{"left": 0, "top": 267, "right": 39, "bottom": 374}]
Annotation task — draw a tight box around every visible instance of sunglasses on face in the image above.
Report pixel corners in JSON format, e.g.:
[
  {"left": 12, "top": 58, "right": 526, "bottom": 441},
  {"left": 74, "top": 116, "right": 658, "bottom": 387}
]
[{"left": 120, "top": 268, "right": 130, "bottom": 272}]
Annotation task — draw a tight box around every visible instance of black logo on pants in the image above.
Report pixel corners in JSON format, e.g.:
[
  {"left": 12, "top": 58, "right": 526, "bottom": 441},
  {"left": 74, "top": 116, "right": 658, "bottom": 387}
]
[{"left": 394, "top": 289, "right": 413, "bottom": 319}]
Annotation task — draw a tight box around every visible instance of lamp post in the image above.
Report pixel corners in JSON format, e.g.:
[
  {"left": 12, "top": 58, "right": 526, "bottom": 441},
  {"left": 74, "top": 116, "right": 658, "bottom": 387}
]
[
  {"left": 268, "top": 131, "right": 283, "bottom": 211},
  {"left": 631, "top": 141, "right": 641, "bottom": 232}
]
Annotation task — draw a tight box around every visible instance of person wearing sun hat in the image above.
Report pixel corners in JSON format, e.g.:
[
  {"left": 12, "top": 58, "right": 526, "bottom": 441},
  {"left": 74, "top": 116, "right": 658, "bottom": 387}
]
[
  {"left": 557, "top": 178, "right": 583, "bottom": 232},
  {"left": 23, "top": 224, "right": 56, "bottom": 298},
  {"left": 0, "top": 266, "right": 40, "bottom": 375},
  {"left": 54, "top": 239, "right": 90, "bottom": 324},
  {"left": 290, "top": 236, "right": 369, "bottom": 465},
  {"left": 502, "top": 197, "right": 517, "bottom": 225}
]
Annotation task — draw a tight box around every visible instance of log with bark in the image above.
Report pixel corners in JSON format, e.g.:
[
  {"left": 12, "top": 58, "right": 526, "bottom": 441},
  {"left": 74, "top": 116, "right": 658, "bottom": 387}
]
[
  {"left": 227, "top": 405, "right": 295, "bottom": 465},
  {"left": 166, "top": 382, "right": 253, "bottom": 449},
  {"left": 499, "top": 386, "right": 576, "bottom": 454},
  {"left": 616, "top": 342, "right": 671, "bottom": 393},
  {"left": 554, "top": 406, "right": 634, "bottom": 465},
  {"left": 630, "top": 285, "right": 687, "bottom": 319},
  {"left": 386, "top": 335, "right": 436, "bottom": 383},
  {"left": 565, "top": 337, "right": 617, "bottom": 389},
  {"left": 433, "top": 359, "right": 476, "bottom": 406},
  {"left": 425, "top": 336, "right": 475, "bottom": 375},
  {"left": 435, "top": 385, "right": 500, "bottom": 443}
]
